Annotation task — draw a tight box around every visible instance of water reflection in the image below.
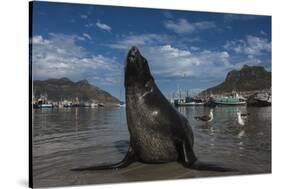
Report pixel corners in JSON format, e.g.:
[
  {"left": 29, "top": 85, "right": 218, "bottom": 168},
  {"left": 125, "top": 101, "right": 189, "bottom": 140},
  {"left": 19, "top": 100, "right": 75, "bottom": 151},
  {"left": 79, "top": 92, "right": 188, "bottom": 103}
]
[{"left": 177, "top": 106, "right": 271, "bottom": 168}]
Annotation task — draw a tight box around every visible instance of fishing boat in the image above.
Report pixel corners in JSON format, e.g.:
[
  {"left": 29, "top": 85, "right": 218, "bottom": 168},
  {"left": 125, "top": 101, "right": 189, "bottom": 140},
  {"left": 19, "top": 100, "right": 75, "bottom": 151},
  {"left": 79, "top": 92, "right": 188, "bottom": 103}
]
[
  {"left": 91, "top": 102, "right": 105, "bottom": 108},
  {"left": 174, "top": 97, "right": 205, "bottom": 106},
  {"left": 98, "top": 103, "right": 105, "bottom": 107},
  {"left": 118, "top": 102, "right": 126, "bottom": 107},
  {"left": 39, "top": 104, "right": 53, "bottom": 108},
  {"left": 171, "top": 87, "right": 205, "bottom": 106},
  {"left": 247, "top": 91, "right": 271, "bottom": 106},
  {"left": 174, "top": 100, "right": 205, "bottom": 106},
  {"left": 33, "top": 103, "right": 53, "bottom": 108},
  {"left": 211, "top": 96, "right": 246, "bottom": 105},
  {"left": 33, "top": 95, "right": 54, "bottom": 108}
]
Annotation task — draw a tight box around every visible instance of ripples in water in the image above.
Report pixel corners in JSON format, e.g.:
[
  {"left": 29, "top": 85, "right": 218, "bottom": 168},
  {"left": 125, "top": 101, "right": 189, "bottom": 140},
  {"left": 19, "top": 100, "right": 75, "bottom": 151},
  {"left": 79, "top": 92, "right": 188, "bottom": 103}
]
[{"left": 32, "top": 106, "right": 271, "bottom": 187}]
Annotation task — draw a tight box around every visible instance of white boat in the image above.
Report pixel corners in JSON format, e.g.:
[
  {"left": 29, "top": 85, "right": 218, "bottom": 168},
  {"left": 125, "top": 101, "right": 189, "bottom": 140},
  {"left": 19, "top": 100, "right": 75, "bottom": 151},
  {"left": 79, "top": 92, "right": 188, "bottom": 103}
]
[
  {"left": 91, "top": 103, "right": 105, "bottom": 108},
  {"left": 39, "top": 104, "right": 53, "bottom": 108},
  {"left": 176, "top": 101, "right": 205, "bottom": 106},
  {"left": 91, "top": 103, "right": 99, "bottom": 107},
  {"left": 174, "top": 98, "right": 205, "bottom": 106}
]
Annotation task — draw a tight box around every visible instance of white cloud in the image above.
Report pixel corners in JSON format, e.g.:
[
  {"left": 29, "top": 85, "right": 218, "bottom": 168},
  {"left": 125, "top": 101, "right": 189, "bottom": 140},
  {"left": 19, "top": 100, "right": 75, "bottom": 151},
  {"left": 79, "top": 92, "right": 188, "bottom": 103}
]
[
  {"left": 190, "top": 46, "right": 200, "bottom": 51},
  {"left": 224, "top": 14, "right": 258, "bottom": 22},
  {"left": 260, "top": 30, "right": 267, "bottom": 36},
  {"left": 246, "top": 35, "right": 271, "bottom": 54},
  {"left": 160, "top": 45, "right": 191, "bottom": 57},
  {"left": 83, "top": 33, "right": 92, "bottom": 40},
  {"left": 139, "top": 45, "right": 232, "bottom": 81},
  {"left": 32, "top": 35, "right": 43, "bottom": 44},
  {"left": 224, "top": 35, "right": 271, "bottom": 57},
  {"left": 109, "top": 34, "right": 233, "bottom": 81},
  {"left": 194, "top": 21, "right": 216, "bottom": 30},
  {"left": 163, "top": 11, "right": 173, "bottom": 18},
  {"left": 85, "top": 23, "right": 95, "bottom": 28},
  {"left": 31, "top": 34, "right": 121, "bottom": 85},
  {"left": 164, "top": 18, "right": 216, "bottom": 34},
  {"left": 81, "top": 15, "right": 88, "bottom": 19},
  {"left": 164, "top": 19, "right": 194, "bottom": 34},
  {"left": 108, "top": 34, "right": 169, "bottom": 50},
  {"left": 96, "top": 20, "right": 111, "bottom": 32}
]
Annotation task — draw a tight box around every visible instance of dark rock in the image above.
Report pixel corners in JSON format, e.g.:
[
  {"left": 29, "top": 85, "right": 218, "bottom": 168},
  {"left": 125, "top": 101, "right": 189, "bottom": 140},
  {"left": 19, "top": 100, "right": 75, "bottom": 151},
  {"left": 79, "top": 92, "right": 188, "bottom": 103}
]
[{"left": 200, "top": 65, "right": 271, "bottom": 96}]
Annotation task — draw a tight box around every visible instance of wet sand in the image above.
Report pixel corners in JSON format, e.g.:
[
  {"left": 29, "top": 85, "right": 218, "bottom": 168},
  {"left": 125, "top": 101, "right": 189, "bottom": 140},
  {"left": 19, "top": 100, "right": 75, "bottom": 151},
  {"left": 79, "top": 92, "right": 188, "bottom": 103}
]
[{"left": 33, "top": 159, "right": 256, "bottom": 188}]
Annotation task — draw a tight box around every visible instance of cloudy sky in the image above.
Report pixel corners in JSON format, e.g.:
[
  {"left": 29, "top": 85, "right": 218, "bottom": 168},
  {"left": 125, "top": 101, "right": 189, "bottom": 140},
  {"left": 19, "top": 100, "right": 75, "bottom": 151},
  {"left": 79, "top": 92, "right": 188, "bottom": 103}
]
[{"left": 31, "top": 1, "right": 271, "bottom": 100}]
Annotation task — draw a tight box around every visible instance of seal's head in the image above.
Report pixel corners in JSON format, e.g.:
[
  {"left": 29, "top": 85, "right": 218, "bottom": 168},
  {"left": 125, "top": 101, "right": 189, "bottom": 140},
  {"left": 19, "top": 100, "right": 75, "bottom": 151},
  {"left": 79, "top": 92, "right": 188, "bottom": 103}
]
[{"left": 125, "top": 46, "right": 153, "bottom": 88}]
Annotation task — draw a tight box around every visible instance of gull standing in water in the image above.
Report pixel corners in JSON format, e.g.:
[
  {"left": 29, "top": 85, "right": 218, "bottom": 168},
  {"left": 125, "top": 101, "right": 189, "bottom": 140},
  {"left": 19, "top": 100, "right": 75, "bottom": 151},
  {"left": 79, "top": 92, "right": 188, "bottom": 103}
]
[
  {"left": 194, "top": 109, "right": 214, "bottom": 122},
  {"left": 237, "top": 111, "right": 248, "bottom": 126}
]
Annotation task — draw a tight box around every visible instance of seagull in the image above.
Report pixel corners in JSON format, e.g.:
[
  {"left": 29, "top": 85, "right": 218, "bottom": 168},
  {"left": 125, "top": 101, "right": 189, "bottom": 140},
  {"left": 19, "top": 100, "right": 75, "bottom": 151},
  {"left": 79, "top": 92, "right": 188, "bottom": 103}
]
[
  {"left": 240, "top": 112, "right": 250, "bottom": 118},
  {"left": 194, "top": 109, "right": 214, "bottom": 122},
  {"left": 237, "top": 130, "right": 245, "bottom": 138},
  {"left": 237, "top": 111, "right": 248, "bottom": 126}
]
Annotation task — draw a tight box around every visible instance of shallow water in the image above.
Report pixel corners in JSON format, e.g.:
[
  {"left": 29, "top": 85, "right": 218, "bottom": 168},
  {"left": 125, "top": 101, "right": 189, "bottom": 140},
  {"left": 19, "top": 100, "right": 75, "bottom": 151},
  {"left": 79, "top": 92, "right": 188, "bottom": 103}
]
[{"left": 32, "top": 106, "right": 271, "bottom": 187}]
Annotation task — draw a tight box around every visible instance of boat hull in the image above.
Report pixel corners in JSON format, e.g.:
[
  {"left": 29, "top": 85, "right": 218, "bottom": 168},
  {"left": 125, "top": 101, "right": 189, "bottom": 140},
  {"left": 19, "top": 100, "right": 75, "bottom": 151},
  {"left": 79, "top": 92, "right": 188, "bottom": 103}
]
[
  {"left": 214, "top": 101, "right": 246, "bottom": 105},
  {"left": 211, "top": 96, "right": 246, "bottom": 106},
  {"left": 175, "top": 102, "right": 205, "bottom": 106}
]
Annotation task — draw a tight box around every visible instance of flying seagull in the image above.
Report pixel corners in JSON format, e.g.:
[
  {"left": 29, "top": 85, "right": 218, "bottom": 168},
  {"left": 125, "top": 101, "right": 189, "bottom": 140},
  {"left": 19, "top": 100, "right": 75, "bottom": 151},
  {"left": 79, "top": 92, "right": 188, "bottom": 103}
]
[{"left": 194, "top": 109, "right": 214, "bottom": 122}]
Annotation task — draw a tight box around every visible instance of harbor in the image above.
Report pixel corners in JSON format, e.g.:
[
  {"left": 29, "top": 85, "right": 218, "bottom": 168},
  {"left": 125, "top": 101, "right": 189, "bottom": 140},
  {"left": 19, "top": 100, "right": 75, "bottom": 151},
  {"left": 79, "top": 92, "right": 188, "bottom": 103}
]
[
  {"left": 32, "top": 88, "right": 271, "bottom": 110},
  {"left": 32, "top": 94, "right": 121, "bottom": 109},
  {"left": 170, "top": 89, "right": 271, "bottom": 107}
]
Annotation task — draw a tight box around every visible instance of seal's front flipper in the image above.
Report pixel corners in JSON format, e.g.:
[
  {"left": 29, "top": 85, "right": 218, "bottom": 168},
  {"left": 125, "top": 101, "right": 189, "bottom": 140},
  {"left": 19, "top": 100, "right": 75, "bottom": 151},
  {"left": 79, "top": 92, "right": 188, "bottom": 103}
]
[
  {"left": 188, "top": 160, "right": 235, "bottom": 172},
  {"left": 71, "top": 147, "right": 134, "bottom": 171},
  {"left": 179, "top": 141, "right": 236, "bottom": 172}
]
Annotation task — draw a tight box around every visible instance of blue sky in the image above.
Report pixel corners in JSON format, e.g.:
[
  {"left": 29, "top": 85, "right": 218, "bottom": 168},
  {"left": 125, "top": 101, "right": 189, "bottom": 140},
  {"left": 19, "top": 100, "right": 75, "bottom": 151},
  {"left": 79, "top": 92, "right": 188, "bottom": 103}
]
[{"left": 31, "top": 1, "right": 271, "bottom": 100}]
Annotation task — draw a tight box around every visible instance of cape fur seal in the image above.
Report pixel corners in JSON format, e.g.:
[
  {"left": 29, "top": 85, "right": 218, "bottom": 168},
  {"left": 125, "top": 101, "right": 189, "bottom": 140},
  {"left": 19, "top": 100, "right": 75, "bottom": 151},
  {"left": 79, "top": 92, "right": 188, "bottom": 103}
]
[{"left": 72, "top": 47, "right": 233, "bottom": 172}]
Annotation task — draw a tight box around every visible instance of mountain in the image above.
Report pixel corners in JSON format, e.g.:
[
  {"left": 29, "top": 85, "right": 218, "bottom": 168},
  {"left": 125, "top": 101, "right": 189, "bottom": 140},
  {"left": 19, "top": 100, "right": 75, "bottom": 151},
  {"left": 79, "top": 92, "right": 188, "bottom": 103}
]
[
  {"left": 33, "top": 77, "right": 120, "bottom": 105},
  {"left": 199, "top": 65, "right": 271, "bottom": 96}
]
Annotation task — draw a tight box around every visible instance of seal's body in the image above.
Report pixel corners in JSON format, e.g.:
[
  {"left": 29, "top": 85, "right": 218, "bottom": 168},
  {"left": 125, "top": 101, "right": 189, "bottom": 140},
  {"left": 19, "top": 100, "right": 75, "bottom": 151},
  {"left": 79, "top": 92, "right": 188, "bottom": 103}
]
[
  {"left": 126, "top": 80, "right": 194, "bottom": 163},
  {"left": 72, "top": 47, "right": 233, "bottom": 172},
  {"left": 125, "top": 47, "right": 195, "bottom": 164}
]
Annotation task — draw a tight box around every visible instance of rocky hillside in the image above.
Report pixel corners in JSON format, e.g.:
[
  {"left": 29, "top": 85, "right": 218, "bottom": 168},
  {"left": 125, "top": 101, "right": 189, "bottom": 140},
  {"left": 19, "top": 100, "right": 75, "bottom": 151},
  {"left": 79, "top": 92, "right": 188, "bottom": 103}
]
[
  {"left": 200, "top": 65, "right": 271, "bottom": 96},
  {"left": 33, "top": 78, "right": 120, "bottom": 105}
]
